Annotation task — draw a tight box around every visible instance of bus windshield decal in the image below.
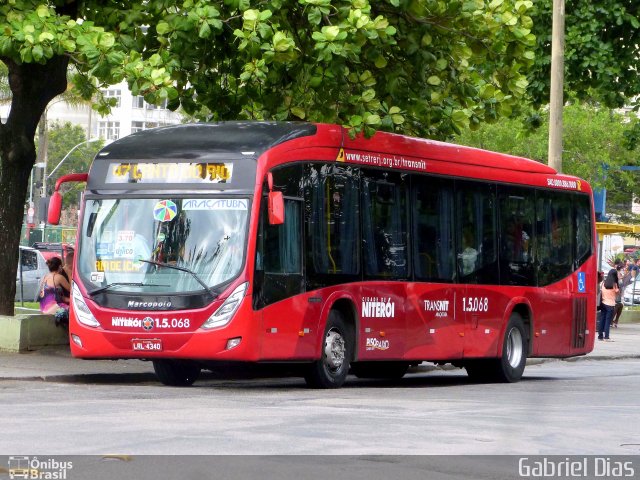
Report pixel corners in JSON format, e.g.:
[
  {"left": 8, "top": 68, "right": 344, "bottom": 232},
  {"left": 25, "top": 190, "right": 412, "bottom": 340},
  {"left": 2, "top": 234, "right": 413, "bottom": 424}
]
[
  {"left": 182, "top": 198, "right": 248, "bottom": 211},
  {"left": 153, "top": 200, "right": 178, "bottom": 222},
  {"left": 106, "top": 162, "right": 233, "bottom": 184}
]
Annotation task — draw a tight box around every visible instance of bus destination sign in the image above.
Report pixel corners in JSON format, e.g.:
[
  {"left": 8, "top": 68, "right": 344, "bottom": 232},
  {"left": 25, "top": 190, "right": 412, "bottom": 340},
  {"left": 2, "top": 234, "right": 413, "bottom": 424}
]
[{"left": 106, "top": 162, "right": 233, "bottom": 184}]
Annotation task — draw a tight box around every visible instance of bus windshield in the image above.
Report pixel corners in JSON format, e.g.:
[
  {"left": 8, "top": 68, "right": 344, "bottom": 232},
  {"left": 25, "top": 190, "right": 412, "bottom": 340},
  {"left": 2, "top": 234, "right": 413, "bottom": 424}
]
[{"left": 78, "top": 197, "right": 250, "bottom": 294}]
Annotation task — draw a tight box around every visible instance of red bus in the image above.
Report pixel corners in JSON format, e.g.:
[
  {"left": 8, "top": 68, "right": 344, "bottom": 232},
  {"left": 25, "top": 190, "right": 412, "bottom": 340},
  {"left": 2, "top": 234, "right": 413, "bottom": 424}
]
[{"left": 49, "top": 122, "right": 596, "bottom": 388}]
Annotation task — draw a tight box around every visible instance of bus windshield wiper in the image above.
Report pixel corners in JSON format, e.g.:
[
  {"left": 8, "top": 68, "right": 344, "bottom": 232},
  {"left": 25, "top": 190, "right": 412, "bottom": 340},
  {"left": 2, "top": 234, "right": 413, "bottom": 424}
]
[
  {"left": 89, "top": 282, "right": 169, "bottom": 296},
  {"left": 138, "top": 259, "right": 217, "bottom": 298}
]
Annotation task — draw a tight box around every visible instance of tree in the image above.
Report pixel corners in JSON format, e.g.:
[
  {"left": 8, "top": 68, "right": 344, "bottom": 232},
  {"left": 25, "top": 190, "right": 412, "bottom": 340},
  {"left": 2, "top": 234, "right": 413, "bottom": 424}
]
[
  {"left": 455, "top": 102, "right": 640, "bottom": 220},
  {"left": 0, "top": 1, "right": 536, "bottom": 314},
  {"left": 529, "top": 1, "right": 640, "bottom": 110}
]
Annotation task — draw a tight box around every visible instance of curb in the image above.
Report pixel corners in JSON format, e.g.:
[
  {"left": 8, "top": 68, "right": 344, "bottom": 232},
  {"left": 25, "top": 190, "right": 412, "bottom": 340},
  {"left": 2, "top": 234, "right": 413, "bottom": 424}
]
[
  {"left": 1, "top": 352, "right": 638, "bottom": 383},
  {"left": 0, "top": 373, "right": 158, "bottom": 384},
  {"left": 0, "top": 314, "right": 68, "bottom": 352}
]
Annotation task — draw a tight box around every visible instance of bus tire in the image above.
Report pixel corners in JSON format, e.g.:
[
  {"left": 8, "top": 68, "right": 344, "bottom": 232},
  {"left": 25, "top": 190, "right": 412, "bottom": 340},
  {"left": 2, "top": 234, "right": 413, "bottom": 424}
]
[
  {"left": 464, "top": 313, "right": 527, "bottom": 383},
  {"left": 351, "top": 362, "right": 409, "bottom": 379},
  {"left": 304, "top": 310, "right": 352, "bottom": 389},
  {"left": 153, "top": 359, "right": 201, "bottom": 386}
]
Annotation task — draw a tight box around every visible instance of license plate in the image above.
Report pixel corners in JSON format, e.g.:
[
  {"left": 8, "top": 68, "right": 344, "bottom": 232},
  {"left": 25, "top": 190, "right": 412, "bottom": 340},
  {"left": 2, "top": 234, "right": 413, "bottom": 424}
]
[{"left": 132, "top": 339, "right": 162, "bottom": 351}]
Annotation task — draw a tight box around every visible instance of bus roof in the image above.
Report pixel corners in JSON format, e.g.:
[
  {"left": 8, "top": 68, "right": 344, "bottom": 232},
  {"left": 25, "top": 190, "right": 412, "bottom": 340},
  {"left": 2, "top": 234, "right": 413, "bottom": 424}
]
[
  {"left": 97, "top": 122, "right": 317, "bottom": 161},
  {"left": 333, "top": 125, "right": 557, "bottom": 176},
  {"left": 96, "top": 121, "right": 557, "bottom": 177}
]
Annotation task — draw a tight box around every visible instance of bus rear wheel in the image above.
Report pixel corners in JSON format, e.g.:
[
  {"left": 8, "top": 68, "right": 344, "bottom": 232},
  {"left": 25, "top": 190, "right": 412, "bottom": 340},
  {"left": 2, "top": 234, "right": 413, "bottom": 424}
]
[
  {"left": 351, "top": 362, "right": 409, "bottom": 379},
  {"left": 153, "top": 359, "right": 201, "bottom": 386},
  {"left": 465, "top": 313, "right": 528, "bottom": 383},
  {"left": 304, "top": 310, "right": 353, "bottom": 389}
]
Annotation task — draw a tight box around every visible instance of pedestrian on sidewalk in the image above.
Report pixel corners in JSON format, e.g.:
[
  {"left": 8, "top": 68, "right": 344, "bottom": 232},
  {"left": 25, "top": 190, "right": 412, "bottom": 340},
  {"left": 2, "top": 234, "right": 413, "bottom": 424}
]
[
  {"left": 596, "top": 271, "right": 604, "bottom": 331},
  {"left": 613, "top": 262, "right": 627, "bottom": 328},
  {"left": 599, "top": 269, "right": 619, "bottom": 342}
]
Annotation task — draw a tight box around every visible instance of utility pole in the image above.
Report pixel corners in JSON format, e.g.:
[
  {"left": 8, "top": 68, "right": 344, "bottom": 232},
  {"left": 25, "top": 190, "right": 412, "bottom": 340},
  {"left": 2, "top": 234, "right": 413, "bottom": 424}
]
[{"left": 548, "top": 0, "right": 565, "bottom": 173}]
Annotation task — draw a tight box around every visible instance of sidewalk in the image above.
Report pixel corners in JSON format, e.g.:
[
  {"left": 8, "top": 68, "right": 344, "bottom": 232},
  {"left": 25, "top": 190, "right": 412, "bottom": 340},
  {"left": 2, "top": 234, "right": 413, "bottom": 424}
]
[
  {"left": 0, "top": 325, "right": 638, "bottom": 381},
  {"left": 0, "top": 346, "right": 155, "bottom": 381},
  {"left": 584, "top": 322, "right": 640, "bottom": 359}
]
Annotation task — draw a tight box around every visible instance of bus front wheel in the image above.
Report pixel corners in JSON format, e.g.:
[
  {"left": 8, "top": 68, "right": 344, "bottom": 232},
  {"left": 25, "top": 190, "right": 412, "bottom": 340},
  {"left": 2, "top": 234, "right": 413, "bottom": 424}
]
[
  {"left": 465, "top": 313, "right": 528, "bottom": 383},
  {"left": 153, "top": 359, "right": 201, "bottom": 386},
  {"left": 304, "top": 310, "right": 353, "bottom": 389}
]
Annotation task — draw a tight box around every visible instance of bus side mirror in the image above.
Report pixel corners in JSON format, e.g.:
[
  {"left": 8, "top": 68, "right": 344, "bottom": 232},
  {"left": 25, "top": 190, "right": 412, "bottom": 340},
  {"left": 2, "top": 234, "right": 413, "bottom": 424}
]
[
  {"left": 48, "top": 191, "right": 62, "bottom": 225},
  {"left": 266, "top": 172, "right": 284, "bottom": 225},
  {"left": 47, "top": 172, "right": 88, "bottom": 225},
  {"left": 268, "top": 191, "right": 285, "bottom": 225}
]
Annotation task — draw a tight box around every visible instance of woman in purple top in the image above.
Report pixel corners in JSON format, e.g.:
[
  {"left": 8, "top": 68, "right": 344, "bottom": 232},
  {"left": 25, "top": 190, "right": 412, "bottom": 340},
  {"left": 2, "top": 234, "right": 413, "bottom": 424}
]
[{"left": 38, "top": 257, "right": 71, "bottom": 315}]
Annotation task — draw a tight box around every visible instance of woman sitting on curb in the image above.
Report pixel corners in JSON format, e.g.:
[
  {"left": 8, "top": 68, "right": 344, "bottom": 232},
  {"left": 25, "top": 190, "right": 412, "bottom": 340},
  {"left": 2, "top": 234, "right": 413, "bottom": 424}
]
[{"left": 38, "top": 257, "right": 70, "bottom": 326}]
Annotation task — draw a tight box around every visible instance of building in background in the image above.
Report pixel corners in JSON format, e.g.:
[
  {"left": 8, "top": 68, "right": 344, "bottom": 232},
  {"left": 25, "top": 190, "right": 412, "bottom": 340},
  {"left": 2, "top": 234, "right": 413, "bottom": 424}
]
[
  {"left": 1, "top": 80, "right": 183, "bottom": 142},
  {"left": 42, "top": 80, "right": 184, "bottom": 141}
]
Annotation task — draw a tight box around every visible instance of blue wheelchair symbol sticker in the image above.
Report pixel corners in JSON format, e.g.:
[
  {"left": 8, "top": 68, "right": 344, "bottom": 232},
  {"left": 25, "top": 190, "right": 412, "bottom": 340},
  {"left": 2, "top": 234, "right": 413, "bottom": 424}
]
[{"left": 577, "top": 272, "right": 586, "bottom": 293}]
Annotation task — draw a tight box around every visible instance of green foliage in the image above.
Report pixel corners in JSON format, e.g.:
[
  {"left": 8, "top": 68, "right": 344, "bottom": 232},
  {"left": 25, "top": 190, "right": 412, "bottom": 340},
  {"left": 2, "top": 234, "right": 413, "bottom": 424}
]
[
  {"left": 529, "top": 1, "right": 640, "bottom": 110},
  {"left": 0, "top": 0, "right": 537, "bottom": 139}
]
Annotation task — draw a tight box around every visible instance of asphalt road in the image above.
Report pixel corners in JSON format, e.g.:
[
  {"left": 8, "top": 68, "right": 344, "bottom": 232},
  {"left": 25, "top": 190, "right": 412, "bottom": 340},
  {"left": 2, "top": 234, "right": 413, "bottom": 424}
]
[{"left": 0, "top": 358, "right": 638, "bottom": 457}]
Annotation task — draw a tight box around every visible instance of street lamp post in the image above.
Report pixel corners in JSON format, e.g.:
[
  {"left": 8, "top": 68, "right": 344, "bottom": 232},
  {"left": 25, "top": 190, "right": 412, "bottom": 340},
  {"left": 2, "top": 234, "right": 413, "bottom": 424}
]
[
  {"left": 36, "top": 137, "right": 100, "bottom": 230},
  {"left": 45, "top": 137, "right": 101, "bottom": 188}
]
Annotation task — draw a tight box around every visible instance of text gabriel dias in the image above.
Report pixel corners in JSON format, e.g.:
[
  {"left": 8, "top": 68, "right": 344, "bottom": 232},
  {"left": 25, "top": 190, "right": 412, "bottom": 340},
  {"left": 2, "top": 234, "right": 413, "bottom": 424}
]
[{"left": 519, "top": 457, "right": 635, "bottom": 478}]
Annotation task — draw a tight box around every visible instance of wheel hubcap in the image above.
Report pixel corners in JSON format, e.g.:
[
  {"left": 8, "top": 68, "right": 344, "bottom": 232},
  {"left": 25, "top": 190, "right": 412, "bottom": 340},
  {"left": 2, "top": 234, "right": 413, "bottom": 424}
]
[
  {"left": 506, "top": 327, "right": 523, "bottom": 368},
  {"left": 323, "top": 328, "right": 345, "bottom": 372}
]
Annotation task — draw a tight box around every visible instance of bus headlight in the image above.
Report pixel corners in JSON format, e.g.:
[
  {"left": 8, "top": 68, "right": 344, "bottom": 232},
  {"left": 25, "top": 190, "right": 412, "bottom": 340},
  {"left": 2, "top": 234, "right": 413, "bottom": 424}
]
[
  {"left": 72, "top": 283, "right": 100, "bottom": 328},
  {"left": 202, "top": 282, "right": 248, "bottom": 329}
]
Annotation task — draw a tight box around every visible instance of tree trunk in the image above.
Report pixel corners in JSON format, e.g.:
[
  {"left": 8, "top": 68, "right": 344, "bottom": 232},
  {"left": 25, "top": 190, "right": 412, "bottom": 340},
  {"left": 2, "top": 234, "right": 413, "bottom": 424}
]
[
  {"left": 0, "top": 56, "right": 70, "bottom": 315},
  {"left": 0, "top": 143, "right": 33, "bottom": 315}
]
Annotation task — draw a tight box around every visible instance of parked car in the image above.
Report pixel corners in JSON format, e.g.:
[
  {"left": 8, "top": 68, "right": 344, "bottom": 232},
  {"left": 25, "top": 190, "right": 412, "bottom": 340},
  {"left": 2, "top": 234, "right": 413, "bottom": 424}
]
[
  {"left": 15, "top": 246, "right": 48, "bottom": 302},
  {"left": 622, "top": 282, "right": 640, "bottom": 306},
  {"left": 31, "top": 242, "right": 74, "bottom": 261}
]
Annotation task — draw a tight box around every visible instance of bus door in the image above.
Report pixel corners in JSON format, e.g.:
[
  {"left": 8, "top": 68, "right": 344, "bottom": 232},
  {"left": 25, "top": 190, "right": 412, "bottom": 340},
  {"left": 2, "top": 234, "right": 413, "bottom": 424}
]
[
  {"left": 456, "top": 181, "right": 504, "bottom": 358},
  {"left": 359, "top": 169, "right": 410, "bottom": 358},
  {"left": 253, "top": 195, "right": 313, "bottom": 360},
  {"left": 410, "top": 176, "right": 462, "bottom": 359}
]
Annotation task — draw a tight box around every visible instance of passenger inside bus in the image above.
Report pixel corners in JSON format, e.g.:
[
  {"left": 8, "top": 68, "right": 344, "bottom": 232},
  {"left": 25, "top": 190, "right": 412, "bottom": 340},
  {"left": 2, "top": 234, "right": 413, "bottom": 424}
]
[{"left": 460, "top": 229, "right": 478, "bottom": 276}]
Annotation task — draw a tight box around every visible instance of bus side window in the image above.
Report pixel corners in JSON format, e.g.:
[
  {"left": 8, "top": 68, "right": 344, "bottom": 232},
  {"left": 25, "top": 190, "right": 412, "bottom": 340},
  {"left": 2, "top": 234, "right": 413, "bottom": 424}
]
[
  {"left": 536, "top": 191, "right": 573, "bottom": 286},
  {"left": 304, "top": 163, "right": 360, "bottom": 289},
  {"left": 412, "top": 176, "right": 455, "bottom": 282},
  {"left": 574, "top": 194, "right": 592, "bottom": 268},
  {"left": 361, "top": 170, "right": 409, "bottom": 279},
  {"left": 498, "top": 186, "right": 535, "bottom": 286},
  {"left": 455, "top": 181, "right": 499, "bottom": 285}
]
